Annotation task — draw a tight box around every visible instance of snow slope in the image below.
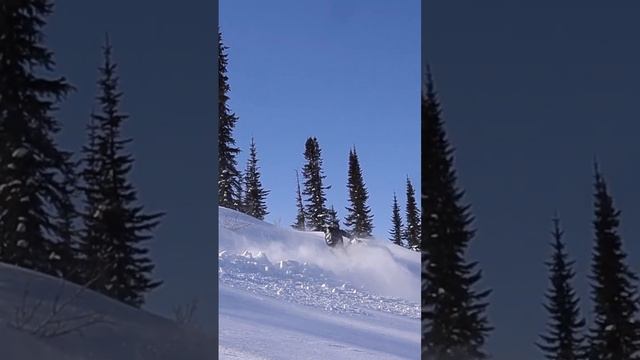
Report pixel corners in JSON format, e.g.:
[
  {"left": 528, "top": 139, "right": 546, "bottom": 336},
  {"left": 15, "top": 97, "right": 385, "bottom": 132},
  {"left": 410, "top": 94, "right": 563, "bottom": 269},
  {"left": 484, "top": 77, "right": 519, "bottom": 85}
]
[
  {"left": 0, "top": 263, "right": 215, "bottom": 360},
  {"left": 218, "top": 207, "right": 420, "bottom": 359}
]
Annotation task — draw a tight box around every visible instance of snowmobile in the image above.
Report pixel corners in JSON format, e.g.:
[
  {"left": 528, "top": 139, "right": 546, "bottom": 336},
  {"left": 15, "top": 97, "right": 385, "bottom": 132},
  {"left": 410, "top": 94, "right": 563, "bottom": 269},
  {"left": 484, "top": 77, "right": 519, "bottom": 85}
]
[
  {"left": 323, "top": 224, "right": 344, "bottom": 248},
  {"left": 323, "top": 224, "right": 365, "bottom": 249}
]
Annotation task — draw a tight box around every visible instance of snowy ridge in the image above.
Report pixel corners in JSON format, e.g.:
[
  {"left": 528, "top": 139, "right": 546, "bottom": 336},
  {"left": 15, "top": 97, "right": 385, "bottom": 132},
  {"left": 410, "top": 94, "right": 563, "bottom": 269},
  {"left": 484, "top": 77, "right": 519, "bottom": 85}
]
[
  {"left": 218, "top": 206, "right": 420, "bottom": 359},
  {"left": 0, "top": 263, "right": 215, "bottom": 360}
]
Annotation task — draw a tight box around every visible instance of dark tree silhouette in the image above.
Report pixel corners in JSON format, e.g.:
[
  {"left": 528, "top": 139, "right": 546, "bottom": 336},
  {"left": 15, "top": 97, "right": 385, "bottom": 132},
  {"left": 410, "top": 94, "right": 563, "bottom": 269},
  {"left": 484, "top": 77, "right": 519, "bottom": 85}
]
[
  {"left": 77, "top": 37, "right": 163, "bottom": 308},
  {"left": 218, "top": 30, "right": 242, "bottom": 211},
  {"left": 50, "top": 166, "right": 81, "bottom": 280},
  {"left": 404, "top": 177, "right": 420, "bottom": 250},
  {"left": 301, "top": 137, "right": 329, "bottom": 231},
  {"left": 344, "top": 147, "right": 374, "bottom": 238},
  {"left": 422, "top": 66, "right": 492, "bottom": 359},
  {"left": 292, "top": 169, "right": 306, "bottom": 231},
  {"left": 242, "top": 138, "right": 269, "bottom": 220},
  {"left": 537, "top": 216, "right": 586, "bottom": 360},
  {"left": 586, "top": 163, "right": 640, "bottom": 360},
  {"left": 0, "top": 0, "right": 77, "bottom": 277},
  {"left": 327, "top": 205, "right": 340, "bottom": 230},
  {"left": 389, "top": 193, "right": 404, "bottom": 247}
]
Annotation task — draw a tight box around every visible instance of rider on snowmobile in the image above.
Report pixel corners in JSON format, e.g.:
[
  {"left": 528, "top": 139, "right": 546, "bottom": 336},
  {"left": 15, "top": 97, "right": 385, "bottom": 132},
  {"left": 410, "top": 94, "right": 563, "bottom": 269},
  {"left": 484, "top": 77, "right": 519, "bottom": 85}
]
[{"left": 323, "top": 222, "right": 344, "bottom": 247}]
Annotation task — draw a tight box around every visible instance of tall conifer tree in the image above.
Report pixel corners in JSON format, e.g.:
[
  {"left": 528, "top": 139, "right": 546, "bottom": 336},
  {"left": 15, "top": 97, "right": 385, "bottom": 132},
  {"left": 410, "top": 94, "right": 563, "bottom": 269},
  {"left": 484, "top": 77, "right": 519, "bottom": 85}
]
[
  {"left": 327, "top": 206, "right": 340, "bottom": 229},
  {"left": 301, "top": 137, "right": 329, "bottom": 231},
  {"left": 78, "top": 114, "right": 100, "bottom": 281},
  {"left": 50, "top": 165, "right": 80, "bottom": 280},
  {"left": 242, "top": 138, "right": 269, "bottom": 220},
  {"left": 78, "top": 37, "right": 163, "bottom": 307},
  {"left": 292, "top": 169, "right": 306, "bottom": 230},
  {"left": 0, "top": 0, "right": 77, "bottom": 276},
  {"left": 344, "top": 147, "right": 374, "bottom": 238},
  {"left": 422, "top": 66, "right": 491, "bottom": 359},
  {"left": 389, "top": 193, "right": 404, "bottom": 247},
  {"left": 587, "top": 164, "right": 640, "bottom": 360},
  {"left": 537, "top": 216, "right": 586, "bottom": 360},
  {"left": 404, "top": 177, "right": 421, "bottom": 250},
  {"left": 218, "top": 30, "right": 242, "bottom": 210}
]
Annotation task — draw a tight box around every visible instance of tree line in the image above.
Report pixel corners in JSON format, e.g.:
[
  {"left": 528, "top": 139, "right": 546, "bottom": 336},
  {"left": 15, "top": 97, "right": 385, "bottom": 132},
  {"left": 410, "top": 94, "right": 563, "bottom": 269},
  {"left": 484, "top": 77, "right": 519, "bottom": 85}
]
[
  {"left": 0, "top": 1, "right": 162, "bottom": 308},
  {"left": 217, "top": 31, "right": 421, "bottom": 248},
  {"left": 424, "top": 66, "right": 640, "bottom": 360}
]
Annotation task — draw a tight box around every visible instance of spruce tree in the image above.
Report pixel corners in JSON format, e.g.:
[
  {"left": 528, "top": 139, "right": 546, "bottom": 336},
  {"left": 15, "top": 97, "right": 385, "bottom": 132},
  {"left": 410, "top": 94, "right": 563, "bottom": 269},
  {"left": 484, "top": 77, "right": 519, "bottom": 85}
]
[
  {"left": 422, "top": 66, "right": 491, "bottom": 359},
  {"left": 218, "top": 30, "right": 242, "bottom": 211},
  {"left": 0, "top": 0, "right": 77, "bottom": 277},
  {"left": 327, "top": 206, "right": 340, "bottom": 229},
  {"left": 587, "top": 164, "right": 640, "bottom": 360},
  {"left": 78, "top": 114, "right": 101, "bottom": 282},
  {"left": 292, "top": 169, "right": 306, "bottom": 230},
  {"left": 242, "top": 138, "right": 269, "bottom": 220},
  {"left": 344, "top": 147, "right": 374, "bottom": 238},
  {"left": 537, "top": 216, "right": 586, "bottom": 360},
  {"left": 78, "top": 37, "right": 163, "bottom": 307},
  {"left": 301, "top": 137, "right": 329, "bottom": 230},
  {"left": 389, "top": 193, "right": 404, "bottom": 247},
  {"left": 404, "top": 177, "right": 421, "bottom": 250},
  {"left": 50, "top": 163, "right": 80, "bottom": 280}
]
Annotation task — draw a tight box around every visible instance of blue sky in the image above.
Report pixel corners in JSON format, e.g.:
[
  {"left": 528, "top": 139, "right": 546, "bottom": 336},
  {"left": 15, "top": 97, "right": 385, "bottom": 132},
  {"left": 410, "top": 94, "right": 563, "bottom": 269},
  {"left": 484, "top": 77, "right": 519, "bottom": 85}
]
[
  {"left": 427, "top": 2, "right": 640, "bottom": 359},
  {"left": 220, "top": 0, "right": 421, "bottom": 239}
]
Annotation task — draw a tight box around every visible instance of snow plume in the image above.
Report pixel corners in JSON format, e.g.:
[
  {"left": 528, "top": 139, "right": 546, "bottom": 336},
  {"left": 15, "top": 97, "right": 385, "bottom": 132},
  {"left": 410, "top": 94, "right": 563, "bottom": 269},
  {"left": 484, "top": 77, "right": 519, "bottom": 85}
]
[{"left": 218, "top": 207, "right": 420, "bottom": 302}]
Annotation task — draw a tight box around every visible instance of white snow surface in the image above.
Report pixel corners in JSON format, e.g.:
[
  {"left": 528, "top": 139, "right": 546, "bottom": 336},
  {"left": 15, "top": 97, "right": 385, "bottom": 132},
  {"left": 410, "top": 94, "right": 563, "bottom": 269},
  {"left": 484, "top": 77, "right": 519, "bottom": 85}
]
[
  {"left": 218, "top": 207, "right": 420, "bottom": 359},
  {"left": 0, "top": 263, "right": 215, "bottom": 359}
]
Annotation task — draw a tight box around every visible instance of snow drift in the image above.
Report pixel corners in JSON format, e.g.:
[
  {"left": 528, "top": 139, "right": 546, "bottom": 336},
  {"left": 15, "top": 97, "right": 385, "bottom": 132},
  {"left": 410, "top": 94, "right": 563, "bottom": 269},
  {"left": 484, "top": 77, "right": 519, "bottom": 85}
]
[
  {"left": 0, "top": 263, "right": 215, "bottom": 360},
  {"left": 218, "top": 206, "right": 420, "bottom": 359}
]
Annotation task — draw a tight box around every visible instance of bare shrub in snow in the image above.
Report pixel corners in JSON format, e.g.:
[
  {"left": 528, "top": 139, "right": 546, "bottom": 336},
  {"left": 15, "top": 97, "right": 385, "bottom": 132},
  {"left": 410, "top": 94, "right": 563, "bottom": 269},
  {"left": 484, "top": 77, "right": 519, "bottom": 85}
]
[
  {"left": 172, "top": 298, "right": 199, "bottom": 326},
  {"left": 11, "top": 273, "right": 110, "bottom": 338}
]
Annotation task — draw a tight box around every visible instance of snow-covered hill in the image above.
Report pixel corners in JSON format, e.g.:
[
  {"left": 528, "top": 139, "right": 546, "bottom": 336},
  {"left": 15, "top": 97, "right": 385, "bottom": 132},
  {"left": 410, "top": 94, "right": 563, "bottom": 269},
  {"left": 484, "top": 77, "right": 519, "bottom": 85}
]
[
  {"left": 218, "top": 207, "right": 420, "bottom": 359},
  {"left": 0, "top": 263, "right": 215, "bottom": 360}
]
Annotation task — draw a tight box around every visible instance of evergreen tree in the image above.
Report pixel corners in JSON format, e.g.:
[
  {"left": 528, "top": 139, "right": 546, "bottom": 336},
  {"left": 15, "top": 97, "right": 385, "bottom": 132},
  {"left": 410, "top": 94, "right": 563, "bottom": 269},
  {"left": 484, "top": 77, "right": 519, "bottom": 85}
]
[
  {"left": 292, "top": 169, "right": 306, "bottom": 231},
  {"left": 242, "top": 138, "right": 269, "bottom": 220},
  {"left": 422, "top": 66, "right": 492, "bottom": 359},
  {"left": 50, "top": 163, "right": 80, "bottom": 280},
  {"left": 78, "top": 114, "right": 101, "bottom": 282},
  {"left": 218, "top": 30, "right": 242, "bottom": 210},
  {"left": 537, "top": 216, "right": 586, "bottom": 360},
  {"left": 78, "top": 37, "right": 163, "bottom": 307},
  {"left": 0, "top": 0, "right": 77, "bottom": 277},
  {"left": 301, "top": 137, "right": 329, "bottom": 231},
  {"left": 327, "top": 206, "right": 340, "bottom": 229},
  {"left": 389, "top": 193, "right": 404, "bottom": 247},
  {"left": 344, "top": 147, "right": 374, "bottom": 238},
  {"left": 587, "top": 164, "right": 640, "bottom": 360},
  {"left": 404, "top": 177, "right": 420, "bottom": 250}
]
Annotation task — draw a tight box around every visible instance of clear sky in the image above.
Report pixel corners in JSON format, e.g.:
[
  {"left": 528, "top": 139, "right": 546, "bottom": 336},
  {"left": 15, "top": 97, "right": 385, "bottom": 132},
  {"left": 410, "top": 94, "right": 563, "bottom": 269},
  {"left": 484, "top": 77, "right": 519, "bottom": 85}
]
[
  {"left": 220, "top": 0, "right": 421, "bottom": 239},
  {"left": 44, "top": 2, "right": 218, "bottom": 332},
  {"left": 427, "top": 2, "right": 640, "bottom": 359}
]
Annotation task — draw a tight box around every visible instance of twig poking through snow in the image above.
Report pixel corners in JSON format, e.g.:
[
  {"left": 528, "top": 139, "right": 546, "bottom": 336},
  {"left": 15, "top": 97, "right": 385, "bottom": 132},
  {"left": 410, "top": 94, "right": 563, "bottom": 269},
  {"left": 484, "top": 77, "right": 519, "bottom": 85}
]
[
  {"left": 10, "top": 270, "right": 112, "bottom": 338},
  {"left": 172, "top": 298, "right": 199, "bottom": 327}
]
